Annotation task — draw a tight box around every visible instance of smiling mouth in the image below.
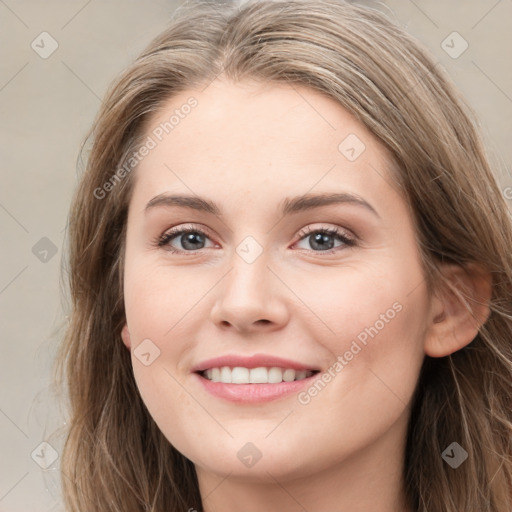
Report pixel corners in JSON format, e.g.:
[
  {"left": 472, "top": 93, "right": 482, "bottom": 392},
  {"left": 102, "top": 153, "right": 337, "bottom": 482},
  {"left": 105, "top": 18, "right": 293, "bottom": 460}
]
[{"left": 198, "top": 366, "right": 320, "bottom": 384}]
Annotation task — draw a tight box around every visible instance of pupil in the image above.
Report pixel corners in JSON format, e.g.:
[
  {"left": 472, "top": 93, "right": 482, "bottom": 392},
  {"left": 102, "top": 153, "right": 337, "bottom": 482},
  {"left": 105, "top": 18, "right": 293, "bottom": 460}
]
[
  {"left": 183, "top": 232, "right": 204, "bottom": 250},
  {"left": 311, "top": 233, "right": 334, "bottom": 251}
]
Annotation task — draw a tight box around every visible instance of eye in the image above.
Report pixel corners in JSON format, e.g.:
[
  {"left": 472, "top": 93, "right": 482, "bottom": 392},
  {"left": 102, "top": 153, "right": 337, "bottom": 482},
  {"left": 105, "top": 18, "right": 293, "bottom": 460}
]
[
  {"left": 153, "top": 223, "right": 356, "bottom": 255},
  {"left": 293, "top": 225, "right": 356, "bottom": 254},
  {"left": 153, "top": 224, "right": 216, "bottom": 253}
]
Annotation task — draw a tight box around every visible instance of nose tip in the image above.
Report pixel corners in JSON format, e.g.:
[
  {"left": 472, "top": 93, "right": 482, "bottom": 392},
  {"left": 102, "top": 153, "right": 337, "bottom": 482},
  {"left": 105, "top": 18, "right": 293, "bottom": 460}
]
[{"left": 210, "top": 262, "right": 289, "bottom": 333}]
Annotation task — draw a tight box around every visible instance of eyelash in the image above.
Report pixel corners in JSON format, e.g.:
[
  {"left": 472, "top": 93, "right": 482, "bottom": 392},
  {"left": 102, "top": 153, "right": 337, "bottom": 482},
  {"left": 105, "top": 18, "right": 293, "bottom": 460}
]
[{"left": 152, "top": 223, "right": 357, "bottom": 255}]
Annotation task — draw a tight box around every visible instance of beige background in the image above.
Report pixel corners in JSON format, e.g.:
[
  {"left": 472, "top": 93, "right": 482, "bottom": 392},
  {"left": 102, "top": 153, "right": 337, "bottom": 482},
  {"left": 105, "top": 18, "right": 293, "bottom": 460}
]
[{"left": 0, "top": 0, "right": 511, "bottom": 510}]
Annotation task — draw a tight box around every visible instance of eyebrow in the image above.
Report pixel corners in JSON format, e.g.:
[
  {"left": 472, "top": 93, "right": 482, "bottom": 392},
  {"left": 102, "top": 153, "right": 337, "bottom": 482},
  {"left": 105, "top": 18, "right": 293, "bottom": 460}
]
[{"left": 144, "top": 192, "right": 380, "bottom": 218}]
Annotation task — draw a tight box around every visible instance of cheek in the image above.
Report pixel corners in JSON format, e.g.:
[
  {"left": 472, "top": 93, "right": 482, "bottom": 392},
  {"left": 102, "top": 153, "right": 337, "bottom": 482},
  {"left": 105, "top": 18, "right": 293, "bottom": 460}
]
[
  {"left": 123, "top": 260, "right": 199, "bottom": 348},
  {"left": 288, "top": 305, "right": 426, "bottom": 476},
  {"left": 131, "top": 359, "right": 213, "bottom": 464},
  {"left": 295, "top": 259, "right": 428, "bottom": 438},
  {"left": 288, "top": 255, "right": 428, "bottom": 363},
  {"left": 123, "top": 267, "right": 203, "bottom": 452},
  {"left": 326, "top": 269, "right": 425, "bottom": 438}
]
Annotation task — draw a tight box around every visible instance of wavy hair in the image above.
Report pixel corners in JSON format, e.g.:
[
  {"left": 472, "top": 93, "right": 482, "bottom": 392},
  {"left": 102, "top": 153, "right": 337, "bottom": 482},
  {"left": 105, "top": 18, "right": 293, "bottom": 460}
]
[{"left": 56, "top": 0, "right": 512, "bottom": 510}]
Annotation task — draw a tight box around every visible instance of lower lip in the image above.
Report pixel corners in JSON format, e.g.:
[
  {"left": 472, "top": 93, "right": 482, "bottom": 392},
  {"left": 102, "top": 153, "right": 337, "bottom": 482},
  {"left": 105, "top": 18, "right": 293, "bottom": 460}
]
[{"left": 194, "top": 372, "right": 318, "bottom": 403}]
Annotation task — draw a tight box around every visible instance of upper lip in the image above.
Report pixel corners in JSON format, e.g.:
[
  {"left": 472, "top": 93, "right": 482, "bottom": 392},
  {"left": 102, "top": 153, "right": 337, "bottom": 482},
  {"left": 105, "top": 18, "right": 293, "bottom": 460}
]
[{"left": 192, "top": 353, "right": 320, "bottom": 373}]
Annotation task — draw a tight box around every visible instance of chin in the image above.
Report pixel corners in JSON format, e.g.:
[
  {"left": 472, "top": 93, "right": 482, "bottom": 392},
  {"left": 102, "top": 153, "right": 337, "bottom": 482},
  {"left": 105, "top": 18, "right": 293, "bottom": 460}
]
[{"left": 185, "top": 438, "right": 325, "bottom": 483}]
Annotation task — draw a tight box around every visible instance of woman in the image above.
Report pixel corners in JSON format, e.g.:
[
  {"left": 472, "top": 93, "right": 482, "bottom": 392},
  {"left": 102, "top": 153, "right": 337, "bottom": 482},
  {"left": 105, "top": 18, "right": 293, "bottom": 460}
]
[{"left": 56, "top": 0, "right": 512, "bottom": 510}]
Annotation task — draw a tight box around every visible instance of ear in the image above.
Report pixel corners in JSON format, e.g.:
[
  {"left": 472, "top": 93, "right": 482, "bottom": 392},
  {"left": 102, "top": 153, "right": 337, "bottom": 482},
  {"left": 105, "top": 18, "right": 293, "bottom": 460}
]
[
  {"left": 121, "top": 323, "right": 132, "bottom": 350},
  {"left": 424, "top": 262, "right": 492, "bottom": 358}
]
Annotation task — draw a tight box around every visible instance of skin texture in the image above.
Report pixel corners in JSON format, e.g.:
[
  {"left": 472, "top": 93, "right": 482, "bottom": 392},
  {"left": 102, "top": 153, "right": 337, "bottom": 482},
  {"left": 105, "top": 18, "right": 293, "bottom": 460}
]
[{"left": 120, "top": 78, "right": 491, "bottom": 512}]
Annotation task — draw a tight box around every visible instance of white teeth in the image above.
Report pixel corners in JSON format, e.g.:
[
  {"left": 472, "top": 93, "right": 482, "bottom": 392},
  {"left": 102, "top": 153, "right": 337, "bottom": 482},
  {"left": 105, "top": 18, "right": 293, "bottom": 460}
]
[
  {"left": 282, "top": 369, "right": 295, "bottom": 382},
  {"left": 220, "top": 366, "right": 231, "bottom": 383},
  {"left": 202, "top": 366, "right": 315, "bottom": 384},
  {"left": 249, "top": 367, "right": 268, "bottom": 383},
  {"left": 268, "top": 367, "right": 283, "bottom": 383},
  {"left": 231, "top": 367, "right": 250, "bottom": 383}
]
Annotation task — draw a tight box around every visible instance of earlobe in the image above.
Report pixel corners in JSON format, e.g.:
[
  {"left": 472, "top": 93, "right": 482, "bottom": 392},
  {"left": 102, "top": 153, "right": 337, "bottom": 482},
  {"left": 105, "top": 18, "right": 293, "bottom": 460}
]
[
  {"left": 424, "top": 263, "right": 492, "bottom": 358},
  {"left": 121, "top": 323, "right": 132, "bottom": 350}
]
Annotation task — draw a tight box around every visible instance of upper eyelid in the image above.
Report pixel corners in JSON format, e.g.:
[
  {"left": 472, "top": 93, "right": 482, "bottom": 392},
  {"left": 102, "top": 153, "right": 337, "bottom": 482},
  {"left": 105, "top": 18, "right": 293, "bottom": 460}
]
[
  {"left": 297, "top": 224, "right": 353, "bottom": 237},
  {"left": 161, "top": 223, "right": 351, "bottom": 236}
]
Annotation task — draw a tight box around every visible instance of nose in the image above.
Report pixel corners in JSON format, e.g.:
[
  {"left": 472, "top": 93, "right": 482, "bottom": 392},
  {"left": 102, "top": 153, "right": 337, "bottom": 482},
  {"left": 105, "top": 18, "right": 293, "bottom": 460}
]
[{"left": 209, "top": 253, "right": 289, "bottom": 334}]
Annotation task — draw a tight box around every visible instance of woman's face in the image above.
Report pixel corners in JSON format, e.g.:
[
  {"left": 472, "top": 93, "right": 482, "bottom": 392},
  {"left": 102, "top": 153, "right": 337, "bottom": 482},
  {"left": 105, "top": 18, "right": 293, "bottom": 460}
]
[{"left": 121, "top": 78, "right": 433, "bottom": 484}]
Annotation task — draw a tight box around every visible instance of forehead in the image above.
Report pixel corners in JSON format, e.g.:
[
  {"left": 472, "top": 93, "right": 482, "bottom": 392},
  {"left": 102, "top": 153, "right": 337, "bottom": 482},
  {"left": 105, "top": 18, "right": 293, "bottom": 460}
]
[{"left": 129, "top": 78, "right": 399, "bottom": 215}]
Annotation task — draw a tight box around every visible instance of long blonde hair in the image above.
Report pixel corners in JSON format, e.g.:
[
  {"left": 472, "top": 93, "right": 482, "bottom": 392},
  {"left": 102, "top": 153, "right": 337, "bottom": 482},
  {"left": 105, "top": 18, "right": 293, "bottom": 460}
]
[{"left": 56, "top": 0, "right": 512, "bottom": 510}]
